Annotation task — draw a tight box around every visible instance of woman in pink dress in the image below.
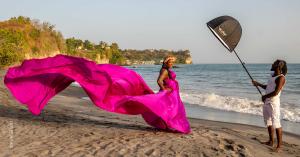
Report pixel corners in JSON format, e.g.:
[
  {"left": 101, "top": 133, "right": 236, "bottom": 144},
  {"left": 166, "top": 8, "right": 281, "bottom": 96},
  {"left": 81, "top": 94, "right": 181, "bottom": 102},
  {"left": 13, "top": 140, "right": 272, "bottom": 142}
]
[{"left": 4, "top": 54, "right": 191, "bottom": 133}]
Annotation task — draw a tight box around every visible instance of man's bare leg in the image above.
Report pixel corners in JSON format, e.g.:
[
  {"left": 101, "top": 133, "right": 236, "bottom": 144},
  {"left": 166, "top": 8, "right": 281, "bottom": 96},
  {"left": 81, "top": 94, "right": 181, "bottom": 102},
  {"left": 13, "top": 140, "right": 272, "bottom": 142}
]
[
  {"left": 274, "top": 127, "right": 282, "bottom": 152},
  {"left": 261, "top": 126, "right": 274, "bottom": 147}
]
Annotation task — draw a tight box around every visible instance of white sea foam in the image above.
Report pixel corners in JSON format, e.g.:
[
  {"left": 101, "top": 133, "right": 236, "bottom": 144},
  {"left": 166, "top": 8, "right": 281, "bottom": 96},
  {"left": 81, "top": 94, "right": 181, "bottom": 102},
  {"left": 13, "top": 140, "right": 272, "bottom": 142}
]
[
  {"left": 71, "top": 82, "right": 81, "bottom": 87},
  {"left": 72, "top": 83, "right": 300, "bottom": 123},
  {"left": 82, "top": 97, "right": 90, "bottom": 101},
  {"left": 180, "top": 92, "right": 300, "bottom": 123}
]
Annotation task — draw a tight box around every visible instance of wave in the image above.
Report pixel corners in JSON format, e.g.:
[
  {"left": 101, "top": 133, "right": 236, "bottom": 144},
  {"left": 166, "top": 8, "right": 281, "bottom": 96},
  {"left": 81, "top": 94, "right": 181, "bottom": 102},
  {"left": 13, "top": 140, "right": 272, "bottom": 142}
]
[
  {"left": 180, "top": 92, "right": 300, "bottom": 123},
  {"left": 71, "top": 82, "right": 300, "bottom": 123}
]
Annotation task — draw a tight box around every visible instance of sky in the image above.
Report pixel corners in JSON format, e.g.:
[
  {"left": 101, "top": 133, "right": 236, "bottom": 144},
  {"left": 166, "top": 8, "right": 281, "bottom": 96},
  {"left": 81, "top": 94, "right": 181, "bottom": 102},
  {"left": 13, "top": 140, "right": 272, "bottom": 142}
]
[{"left": 1, "top": 0, "right": 299, "bottom": 63}]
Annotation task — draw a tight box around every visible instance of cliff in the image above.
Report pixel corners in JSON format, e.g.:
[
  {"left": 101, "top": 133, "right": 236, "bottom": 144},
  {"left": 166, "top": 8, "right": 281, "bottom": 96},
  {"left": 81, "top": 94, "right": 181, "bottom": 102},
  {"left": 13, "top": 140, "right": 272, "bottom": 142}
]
[
  {"left": 1, "top": 16, "right": 192, "bottom": 68},
  {"left": 0, "top": 16, "right": 65, "bottom": 68},
  {"left": 121, "top": 49, "right": 192, "bottom": 65}
]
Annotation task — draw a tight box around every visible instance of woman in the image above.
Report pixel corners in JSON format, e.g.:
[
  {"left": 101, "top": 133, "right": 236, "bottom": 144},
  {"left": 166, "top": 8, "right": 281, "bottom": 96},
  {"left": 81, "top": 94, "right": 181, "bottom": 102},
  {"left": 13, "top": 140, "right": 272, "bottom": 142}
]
[
  {"left": 4, "top": 54, "right": 191, "bottom": 133},
  {"left": 154, "top": 56, "right": 189, "bottom": 130},
  {"left": 252, "top": 59, "right": 287, "bottom": 152},
  {"left": 157, "top": 56, "right": 176, "bottom": 92}
]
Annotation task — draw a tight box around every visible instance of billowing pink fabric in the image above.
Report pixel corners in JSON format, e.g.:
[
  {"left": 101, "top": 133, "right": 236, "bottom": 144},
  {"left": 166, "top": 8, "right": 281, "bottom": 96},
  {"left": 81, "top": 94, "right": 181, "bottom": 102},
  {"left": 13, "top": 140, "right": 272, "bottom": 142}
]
[{"left": 4, "top": 54, "right": 191, "bottom": 133}]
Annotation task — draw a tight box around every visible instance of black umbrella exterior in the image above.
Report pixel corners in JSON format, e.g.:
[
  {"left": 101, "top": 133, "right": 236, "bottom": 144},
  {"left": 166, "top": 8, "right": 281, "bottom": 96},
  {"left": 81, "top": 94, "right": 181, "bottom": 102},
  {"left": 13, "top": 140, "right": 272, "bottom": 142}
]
[{"left": 207, "top": 16, "right": 262, "bottom": 96}]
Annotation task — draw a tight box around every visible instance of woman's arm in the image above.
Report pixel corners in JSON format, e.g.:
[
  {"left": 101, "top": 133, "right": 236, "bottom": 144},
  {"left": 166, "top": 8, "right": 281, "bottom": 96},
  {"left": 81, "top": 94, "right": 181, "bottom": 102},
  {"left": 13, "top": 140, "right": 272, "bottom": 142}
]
[
  {"left": 157, "top": 69, "right": 169, "bottom": 90},
  {"left": 262, "top": 76, "right": 285, "bottom": 102},
  {"left": 252, "top": 80, "right": 267, "bottom": 89}
]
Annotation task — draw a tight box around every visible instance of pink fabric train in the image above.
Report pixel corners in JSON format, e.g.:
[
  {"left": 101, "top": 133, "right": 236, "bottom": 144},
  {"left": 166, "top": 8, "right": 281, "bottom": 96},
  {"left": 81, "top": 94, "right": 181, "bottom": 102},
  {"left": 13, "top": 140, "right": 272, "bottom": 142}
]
[{"left": 4, "top": 54, "right": 191, "bottom": 133}]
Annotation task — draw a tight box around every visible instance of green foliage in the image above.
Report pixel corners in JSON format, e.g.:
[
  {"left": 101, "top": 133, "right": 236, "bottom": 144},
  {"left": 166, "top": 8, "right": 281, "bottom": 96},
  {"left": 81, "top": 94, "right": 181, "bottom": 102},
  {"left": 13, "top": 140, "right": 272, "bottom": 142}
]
[
  {"left": 0, "top": 43, "right": 21, "bottom": 67},
  {"left": 0, "top": 16, "right": 66, "bottom": 68},
  {"left": 31, "top": 46, "right": 39, "bottom": 54},
  {"left": 66, "top": 37, "right": 83, "bottom": 52},
  {"left": 83, "top": 40, "right": 93, "bottom": 50},
  {"left": 9, "top": 16, "right": 31, "bottom": 24},
  {"left": 0, "top": 16, "right": 191, "bottom": 68},
  {"left": 29, "top": 28, "right": 41, "bottom": 40},
  {"left": 0, "top": 29, "right": 26, "bottom": 46},
  {"left": 65, "top": 38, "right": 124, "bottom": 64},
  {"left": 54, "top": 31, "right": 66, "bottom": 52},
  {"left": 121, "top": 49, "right": 191, "bottom": 64},
  {"left": 109, "top": 43, "right": 124, "bottom": 64},
  {"left": 64, "top": 37, "right": 191, "bottom": 65},
  {"left": 0, "top": 29, "right": 26, "bottom": 67}
]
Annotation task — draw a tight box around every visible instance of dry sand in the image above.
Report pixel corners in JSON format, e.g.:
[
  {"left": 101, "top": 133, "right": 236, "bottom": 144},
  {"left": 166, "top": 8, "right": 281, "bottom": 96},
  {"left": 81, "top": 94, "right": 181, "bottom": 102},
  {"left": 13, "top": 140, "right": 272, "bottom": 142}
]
[{"left": 1, "top": 70, "right": 300, "bottom": 157}]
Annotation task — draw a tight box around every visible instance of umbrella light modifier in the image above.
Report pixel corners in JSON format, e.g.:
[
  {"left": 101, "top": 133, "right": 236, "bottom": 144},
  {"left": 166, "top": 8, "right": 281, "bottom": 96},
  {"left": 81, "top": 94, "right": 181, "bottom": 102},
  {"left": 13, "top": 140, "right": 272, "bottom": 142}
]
[{"left": 207, "top": 15, "right": 262, "bottom": 95}]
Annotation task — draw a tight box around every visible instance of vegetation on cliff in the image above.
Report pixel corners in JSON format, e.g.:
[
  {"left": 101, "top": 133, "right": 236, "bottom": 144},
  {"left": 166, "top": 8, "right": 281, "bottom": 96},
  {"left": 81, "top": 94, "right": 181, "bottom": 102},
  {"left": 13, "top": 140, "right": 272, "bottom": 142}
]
[
  {"left": 65, "top": 38, "right": 192, "bottom": 65},
  {"left": 0, "top": 16, "right": 65, "bottom": 67},
  {"left": 0, "top": 16, "right": 192, "bottom": 68},
  {"left": 65, "top": 38, "right": 123, "bottom": 64},
  {"left": 121, "top": 49, "right": 192, "bottom": 65}
]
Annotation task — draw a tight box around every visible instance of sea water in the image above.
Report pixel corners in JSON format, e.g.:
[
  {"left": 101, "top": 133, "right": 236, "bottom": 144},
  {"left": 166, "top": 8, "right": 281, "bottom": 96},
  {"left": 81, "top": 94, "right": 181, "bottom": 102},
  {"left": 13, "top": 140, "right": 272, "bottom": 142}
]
[
  {"left": 74, "top": 64, "right": 300, "bottom": 134},
  {"left": 130, "top": 64, "right": 300, "bottom": 134}
]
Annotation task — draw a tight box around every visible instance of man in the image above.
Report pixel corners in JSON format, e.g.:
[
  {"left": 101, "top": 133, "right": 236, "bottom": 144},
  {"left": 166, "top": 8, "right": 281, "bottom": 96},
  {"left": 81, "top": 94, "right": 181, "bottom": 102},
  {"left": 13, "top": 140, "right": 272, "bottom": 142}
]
[{"left": 252, "top": 59, "right": 287, "bottom": 152}]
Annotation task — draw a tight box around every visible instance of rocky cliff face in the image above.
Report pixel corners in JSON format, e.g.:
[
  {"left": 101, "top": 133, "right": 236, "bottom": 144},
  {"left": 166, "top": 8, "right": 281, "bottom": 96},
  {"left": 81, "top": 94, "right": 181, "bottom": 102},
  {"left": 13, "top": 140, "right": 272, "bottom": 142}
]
[
  {"left": 185, "top": 56, "right": 192, "bottom": 64},
  {"left": 95, "top": 54, "right": 109, "bottom": 64},
  {"left": 24, "top": 51, "right": 61, "bottom": 60}
]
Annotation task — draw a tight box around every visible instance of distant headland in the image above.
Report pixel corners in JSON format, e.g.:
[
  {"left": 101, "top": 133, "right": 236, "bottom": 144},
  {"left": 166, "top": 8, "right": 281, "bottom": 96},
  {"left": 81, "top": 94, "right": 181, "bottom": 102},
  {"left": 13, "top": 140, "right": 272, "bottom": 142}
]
[{"left": 0, "top": 16, "right": 192, "bottom": 68}]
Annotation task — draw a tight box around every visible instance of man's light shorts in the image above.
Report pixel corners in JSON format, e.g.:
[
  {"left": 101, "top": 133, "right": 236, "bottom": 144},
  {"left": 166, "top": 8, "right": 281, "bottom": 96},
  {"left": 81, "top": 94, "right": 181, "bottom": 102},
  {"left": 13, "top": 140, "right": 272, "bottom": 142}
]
[{"left": 263, "top": 102, "right": 281, "bottom": 128}]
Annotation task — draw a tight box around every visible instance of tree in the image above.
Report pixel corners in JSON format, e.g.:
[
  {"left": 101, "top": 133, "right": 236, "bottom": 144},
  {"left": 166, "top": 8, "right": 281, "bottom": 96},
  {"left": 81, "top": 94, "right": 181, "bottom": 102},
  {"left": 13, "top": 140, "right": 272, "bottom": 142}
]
[
  {"left": 9, "top": 16, "right": 30, "bottom": 24},
  {"left": 109, "top": 42, "right": 124, "bottom": 64},
  {"left": 66, "top": 37, "right": 83, "bottom": 52},
  {"left": 99, "top": 41, "right": 107, "bottom": 49},
  {"left": 42, "top": 22, "right": 55, "bottom": 31},
  {"left": 83, "top": 40, "right": 93, "bottom": 50}
]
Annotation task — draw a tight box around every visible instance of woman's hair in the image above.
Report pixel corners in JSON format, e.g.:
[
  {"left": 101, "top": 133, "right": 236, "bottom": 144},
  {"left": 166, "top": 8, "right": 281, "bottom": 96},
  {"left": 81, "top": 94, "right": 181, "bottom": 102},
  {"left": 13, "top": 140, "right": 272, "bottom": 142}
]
[
  {"left": 162, "top": 55, "right": 176, "bottom": 69},
  {"left": 277, "top": 59, "right": 288, "bottom": 76}
]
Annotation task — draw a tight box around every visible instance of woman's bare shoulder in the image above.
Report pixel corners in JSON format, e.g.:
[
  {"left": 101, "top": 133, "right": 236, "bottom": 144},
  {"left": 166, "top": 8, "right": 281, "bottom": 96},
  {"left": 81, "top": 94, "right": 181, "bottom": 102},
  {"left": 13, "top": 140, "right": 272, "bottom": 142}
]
[{"left": 160, "top": 68, "right": 168, "bottom": 73}]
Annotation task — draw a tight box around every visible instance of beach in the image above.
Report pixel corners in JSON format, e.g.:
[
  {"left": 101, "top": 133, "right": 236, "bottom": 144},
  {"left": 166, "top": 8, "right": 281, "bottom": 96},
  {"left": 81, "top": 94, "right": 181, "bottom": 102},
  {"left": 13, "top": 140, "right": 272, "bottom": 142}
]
[{"left": 1, "top": 69, "right": 300, "bottom": 157}]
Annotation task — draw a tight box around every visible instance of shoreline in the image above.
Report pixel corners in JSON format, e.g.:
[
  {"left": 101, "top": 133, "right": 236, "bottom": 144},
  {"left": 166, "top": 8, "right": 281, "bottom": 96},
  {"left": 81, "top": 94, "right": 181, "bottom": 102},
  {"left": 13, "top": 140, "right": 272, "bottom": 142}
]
[
  {"left": 185, "top": 103, "right": 300, "bottom": 136},
  {"left": 1, "top": 71, "right": 300, "bottom": 156},
  {"left": 76, "top": 85, "right": 300, "bottom": 136},
  {"left": 189, "top": 117, "right": 300, "bottom": 139}
]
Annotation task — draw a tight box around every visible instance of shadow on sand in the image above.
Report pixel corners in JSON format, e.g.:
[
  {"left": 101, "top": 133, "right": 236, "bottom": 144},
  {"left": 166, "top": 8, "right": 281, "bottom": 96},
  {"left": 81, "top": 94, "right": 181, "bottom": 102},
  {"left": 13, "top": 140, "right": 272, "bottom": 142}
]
[{"left": 0, "top": 104, "right": 162, "bottom": 133}]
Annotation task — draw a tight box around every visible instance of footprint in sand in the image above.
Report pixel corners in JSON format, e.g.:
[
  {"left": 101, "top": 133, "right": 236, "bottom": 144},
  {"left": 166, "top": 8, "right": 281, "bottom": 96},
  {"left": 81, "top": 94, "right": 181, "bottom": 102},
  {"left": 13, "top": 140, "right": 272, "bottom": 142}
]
[{"left": 220, "top": 138, "right": 250, "bottom": 157}]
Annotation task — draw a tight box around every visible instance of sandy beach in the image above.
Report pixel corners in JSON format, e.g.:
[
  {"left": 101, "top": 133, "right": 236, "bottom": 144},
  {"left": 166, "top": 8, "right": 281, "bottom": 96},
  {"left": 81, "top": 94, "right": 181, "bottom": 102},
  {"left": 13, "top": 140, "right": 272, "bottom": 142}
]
[{"left": 1, "top": 70, "right": 300, "bottom": 157}]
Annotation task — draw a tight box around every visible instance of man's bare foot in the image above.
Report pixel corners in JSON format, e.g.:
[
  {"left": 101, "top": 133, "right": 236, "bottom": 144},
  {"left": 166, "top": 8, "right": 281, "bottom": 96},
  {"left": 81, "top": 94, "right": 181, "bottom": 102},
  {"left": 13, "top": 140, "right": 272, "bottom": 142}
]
[
  {"left": 261, "top": 141, "right": 274, "bottom": 147},
  {"left": 274, "top": 146, "right": 282, "bottom": 153}
]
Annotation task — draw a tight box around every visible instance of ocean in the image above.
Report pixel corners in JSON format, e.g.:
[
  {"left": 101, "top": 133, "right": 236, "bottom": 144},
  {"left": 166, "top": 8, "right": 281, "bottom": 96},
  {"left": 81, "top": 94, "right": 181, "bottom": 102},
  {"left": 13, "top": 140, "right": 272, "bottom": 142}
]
[{"left": 74, "top": 64, "right": 300, "bottom": 134}]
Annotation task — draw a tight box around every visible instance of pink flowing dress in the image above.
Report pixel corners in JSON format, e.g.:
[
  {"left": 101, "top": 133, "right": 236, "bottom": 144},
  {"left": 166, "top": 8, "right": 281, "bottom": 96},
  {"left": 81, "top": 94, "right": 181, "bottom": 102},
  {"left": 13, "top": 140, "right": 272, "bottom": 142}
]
[{"left": 4, "top": 54, "right": 191, "bottom": 133}]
